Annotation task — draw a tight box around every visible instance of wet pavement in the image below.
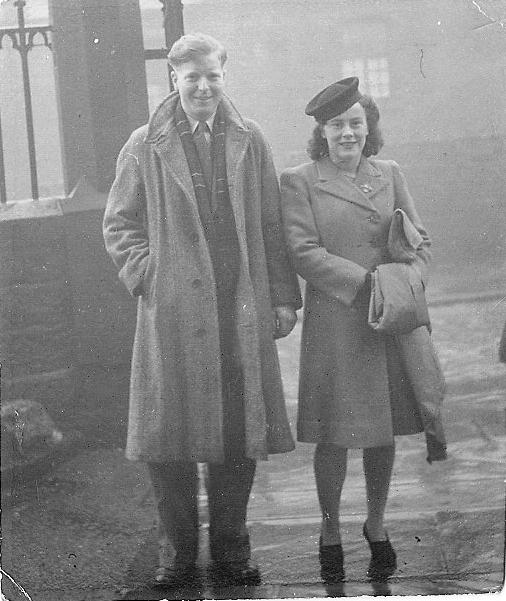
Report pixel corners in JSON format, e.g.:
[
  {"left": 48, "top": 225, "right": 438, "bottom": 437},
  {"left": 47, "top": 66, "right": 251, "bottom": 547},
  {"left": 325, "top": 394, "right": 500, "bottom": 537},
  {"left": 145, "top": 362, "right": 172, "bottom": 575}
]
[{"left": 2, "top": 296, "right": 506, "bottom": 600}]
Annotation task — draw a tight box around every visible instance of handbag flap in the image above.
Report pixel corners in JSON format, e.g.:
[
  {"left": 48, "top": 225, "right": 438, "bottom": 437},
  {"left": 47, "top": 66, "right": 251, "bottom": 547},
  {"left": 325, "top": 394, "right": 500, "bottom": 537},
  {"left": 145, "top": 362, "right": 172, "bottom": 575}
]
[{"left": 388, "top": 208, "right": 424, "bottom": 263}]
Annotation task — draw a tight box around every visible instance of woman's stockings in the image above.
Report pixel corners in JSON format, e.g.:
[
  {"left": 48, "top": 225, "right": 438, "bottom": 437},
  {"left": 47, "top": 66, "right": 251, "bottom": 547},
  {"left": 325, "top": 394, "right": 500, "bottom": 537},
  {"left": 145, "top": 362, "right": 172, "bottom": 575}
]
[
  {"left": 314, "top": 443, "right": 348, "bottom": 545},
  {"left": 363, "top": 444, "right": 395, "bottom": 540}
]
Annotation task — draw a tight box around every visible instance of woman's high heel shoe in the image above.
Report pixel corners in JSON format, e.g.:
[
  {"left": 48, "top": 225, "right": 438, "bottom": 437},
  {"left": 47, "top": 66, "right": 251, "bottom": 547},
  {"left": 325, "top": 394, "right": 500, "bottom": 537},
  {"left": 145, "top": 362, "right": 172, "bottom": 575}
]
[
  {"left": 319, "top": 538, "right": 345, "bottom": 583},
  {"left": 362, "top": 522, "right": 397, "bottom": 581}
]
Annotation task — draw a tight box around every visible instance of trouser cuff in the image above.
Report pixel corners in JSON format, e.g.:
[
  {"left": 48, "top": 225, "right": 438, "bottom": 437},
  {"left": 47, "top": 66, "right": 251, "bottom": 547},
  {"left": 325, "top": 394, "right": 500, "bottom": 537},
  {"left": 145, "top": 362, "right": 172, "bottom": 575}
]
[{"left": 210, "top": 533, "right": 250, "bottom": 563}]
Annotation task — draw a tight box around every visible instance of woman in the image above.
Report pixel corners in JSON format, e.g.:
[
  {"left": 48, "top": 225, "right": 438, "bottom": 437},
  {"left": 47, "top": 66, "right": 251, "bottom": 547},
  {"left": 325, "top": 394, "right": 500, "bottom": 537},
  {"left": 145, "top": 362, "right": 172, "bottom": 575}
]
[{"left": 280, "top": 77, "right": 431, "bottom": 582}]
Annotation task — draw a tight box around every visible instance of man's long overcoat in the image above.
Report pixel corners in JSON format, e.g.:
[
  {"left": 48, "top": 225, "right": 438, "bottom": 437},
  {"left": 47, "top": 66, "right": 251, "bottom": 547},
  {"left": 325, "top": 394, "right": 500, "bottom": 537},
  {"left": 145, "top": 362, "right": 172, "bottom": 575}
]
[
  {"left": 103, "top": 93, "right": 301, "bottom": 463},
  {"left": 280, "top": 157, "right": 430, "bottom": 448}
]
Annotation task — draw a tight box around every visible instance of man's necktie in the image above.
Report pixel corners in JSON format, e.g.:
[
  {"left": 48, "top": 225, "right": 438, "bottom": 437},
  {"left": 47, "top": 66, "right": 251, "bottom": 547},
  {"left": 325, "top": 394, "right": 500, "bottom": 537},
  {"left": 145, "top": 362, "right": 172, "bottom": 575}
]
[{"left": 194, "top": 121, "right": 213, "bottom": 192}]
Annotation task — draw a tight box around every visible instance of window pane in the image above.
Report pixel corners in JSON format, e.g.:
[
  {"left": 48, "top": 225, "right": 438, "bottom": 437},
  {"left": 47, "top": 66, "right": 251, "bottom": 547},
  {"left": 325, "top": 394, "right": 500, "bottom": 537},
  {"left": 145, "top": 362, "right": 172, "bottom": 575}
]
[
  {"left": 367, "top": 57, "right": 390, "bottom": 98},
  {"left": 341, "top": 58, "right": 365, "bottom": 83}
]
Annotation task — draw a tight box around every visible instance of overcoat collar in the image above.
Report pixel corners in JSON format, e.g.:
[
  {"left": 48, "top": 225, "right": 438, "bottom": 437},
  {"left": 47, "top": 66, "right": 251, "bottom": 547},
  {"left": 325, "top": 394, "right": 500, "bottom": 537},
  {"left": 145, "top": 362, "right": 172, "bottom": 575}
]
[
  {"left": 144, "top": 91, "right": 249, "bottom": 143},
  {"left": 314, "top": 156, "right": 388, "bottom": 211},
  {"left": 144, "top": 92, "right": 251, "bottom": 220}
]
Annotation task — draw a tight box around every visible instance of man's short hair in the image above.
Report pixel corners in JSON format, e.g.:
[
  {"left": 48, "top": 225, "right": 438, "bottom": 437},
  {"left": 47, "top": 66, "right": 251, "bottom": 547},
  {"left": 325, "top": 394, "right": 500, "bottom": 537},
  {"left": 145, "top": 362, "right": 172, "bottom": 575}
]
[{"left": 168, "top": 33, "right": 227, "bottom": 68}]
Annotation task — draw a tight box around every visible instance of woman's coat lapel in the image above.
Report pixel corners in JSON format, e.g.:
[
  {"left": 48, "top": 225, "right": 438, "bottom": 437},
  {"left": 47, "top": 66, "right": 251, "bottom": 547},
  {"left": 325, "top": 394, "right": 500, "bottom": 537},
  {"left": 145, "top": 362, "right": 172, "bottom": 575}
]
[{"left": 314, "top": 156, "right": 389, "bottom": 212}]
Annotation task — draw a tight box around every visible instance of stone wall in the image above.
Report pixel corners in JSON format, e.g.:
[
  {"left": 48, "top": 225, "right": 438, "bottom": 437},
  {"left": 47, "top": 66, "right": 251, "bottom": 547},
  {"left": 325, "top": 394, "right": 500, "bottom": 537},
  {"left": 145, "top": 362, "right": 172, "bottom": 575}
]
[
  {"left": 0, "top": 183, "right": 136, "bottom": 445},
  {"left": 1, "top": 207, "right": 75, "bottom": 425}
]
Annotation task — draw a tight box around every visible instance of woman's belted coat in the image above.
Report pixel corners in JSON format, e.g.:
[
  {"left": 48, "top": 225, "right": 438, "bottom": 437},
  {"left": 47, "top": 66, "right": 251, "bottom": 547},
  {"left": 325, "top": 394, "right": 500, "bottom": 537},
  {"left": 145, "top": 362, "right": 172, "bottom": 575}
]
[
  {"left": 280, "top": 157, "right": 430, "bottom": 448},
  {"left": 103, "top": 93, "right": 301, "bottom": 463}
]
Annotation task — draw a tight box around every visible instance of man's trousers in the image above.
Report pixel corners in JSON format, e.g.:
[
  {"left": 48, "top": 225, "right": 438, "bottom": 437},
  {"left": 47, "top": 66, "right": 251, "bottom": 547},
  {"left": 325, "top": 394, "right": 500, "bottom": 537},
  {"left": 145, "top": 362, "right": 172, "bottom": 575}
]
[
  {"left": 148, "top": 457, "right": 256, "bottom": 566},
  {"left": 147, "top": 306, "right": 256, "bottom": 566}
]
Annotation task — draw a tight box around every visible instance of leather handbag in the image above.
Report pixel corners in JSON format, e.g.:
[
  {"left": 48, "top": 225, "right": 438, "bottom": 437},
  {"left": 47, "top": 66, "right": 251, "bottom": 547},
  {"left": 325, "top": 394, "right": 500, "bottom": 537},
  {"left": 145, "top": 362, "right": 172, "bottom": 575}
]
[{"left": 387, "top": 207, "right": 424, "bottom": 263}]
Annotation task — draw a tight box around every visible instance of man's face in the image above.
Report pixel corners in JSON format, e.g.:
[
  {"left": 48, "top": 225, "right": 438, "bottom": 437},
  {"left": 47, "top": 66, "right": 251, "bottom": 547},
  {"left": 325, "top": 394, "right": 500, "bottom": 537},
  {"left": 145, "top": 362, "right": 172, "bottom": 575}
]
[{"left": 171, "top": 52, "right": 225, "bottom": 121}]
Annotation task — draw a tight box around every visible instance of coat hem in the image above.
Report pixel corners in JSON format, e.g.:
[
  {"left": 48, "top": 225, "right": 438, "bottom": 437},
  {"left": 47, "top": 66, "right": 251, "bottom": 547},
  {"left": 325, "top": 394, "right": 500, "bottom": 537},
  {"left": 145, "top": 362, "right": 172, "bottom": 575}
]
[
  {"left": 125, "top": 447, "right": 292, "bottom": 463},
  {"left": 297, "top": 420, "right": 424, "bottom": 448},
  {"left": 297, "top": 421, "right": 394, "bottom": 448}
]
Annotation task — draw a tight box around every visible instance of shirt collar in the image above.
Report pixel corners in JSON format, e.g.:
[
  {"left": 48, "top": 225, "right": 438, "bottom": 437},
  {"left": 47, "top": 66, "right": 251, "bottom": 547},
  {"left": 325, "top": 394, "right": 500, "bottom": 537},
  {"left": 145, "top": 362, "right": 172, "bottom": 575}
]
[{"left": 186, "top": 111, "right": 217, "bottom": 134}]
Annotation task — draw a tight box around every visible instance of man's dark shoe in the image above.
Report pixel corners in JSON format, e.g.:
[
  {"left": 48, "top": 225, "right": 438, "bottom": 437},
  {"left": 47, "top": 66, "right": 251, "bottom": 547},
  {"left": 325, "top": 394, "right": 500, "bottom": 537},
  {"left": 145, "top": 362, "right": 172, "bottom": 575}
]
[
  {"left": 155, "top": 539, "right": 198, "bottom": 587},
  {"left": 209, "top": 560, "right": 261, "bottom": 586},
  {"left": 154, "top": 563, "right": 198, "bottom": 588}
]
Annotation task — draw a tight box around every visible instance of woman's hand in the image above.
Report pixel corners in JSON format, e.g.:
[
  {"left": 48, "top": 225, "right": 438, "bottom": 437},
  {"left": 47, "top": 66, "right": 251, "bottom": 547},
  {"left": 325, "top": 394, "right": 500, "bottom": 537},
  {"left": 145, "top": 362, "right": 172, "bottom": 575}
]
[{"left": 272, "top": 305, "right": 298, "bottom": 339}]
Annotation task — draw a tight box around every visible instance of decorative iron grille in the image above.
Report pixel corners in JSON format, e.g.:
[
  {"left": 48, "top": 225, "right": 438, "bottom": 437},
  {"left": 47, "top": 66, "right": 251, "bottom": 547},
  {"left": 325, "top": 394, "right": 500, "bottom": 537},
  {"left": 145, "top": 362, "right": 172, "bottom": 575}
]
[
  {"left": 0, "top": 0, "right": 183, "bottom": 203},
  {"left": 0, "top": 0, "right": 52, "bottom": 202}
]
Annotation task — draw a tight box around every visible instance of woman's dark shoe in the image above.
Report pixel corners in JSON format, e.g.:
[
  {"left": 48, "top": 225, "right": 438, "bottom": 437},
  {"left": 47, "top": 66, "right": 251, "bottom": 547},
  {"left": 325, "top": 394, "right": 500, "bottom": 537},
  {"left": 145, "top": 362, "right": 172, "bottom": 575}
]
[
  {"left": 362, "top": 522, "right": 397, "bottom": 581},
  {"left": 319, "top": 538, "right": 345, "bottom": 583}
]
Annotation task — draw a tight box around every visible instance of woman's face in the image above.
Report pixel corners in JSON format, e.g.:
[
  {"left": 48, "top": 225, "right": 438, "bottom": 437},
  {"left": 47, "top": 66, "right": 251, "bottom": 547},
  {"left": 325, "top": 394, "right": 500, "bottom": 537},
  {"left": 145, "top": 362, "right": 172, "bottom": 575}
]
[{"left": 322, "top": 102, "right": 368, "bottom": 170}]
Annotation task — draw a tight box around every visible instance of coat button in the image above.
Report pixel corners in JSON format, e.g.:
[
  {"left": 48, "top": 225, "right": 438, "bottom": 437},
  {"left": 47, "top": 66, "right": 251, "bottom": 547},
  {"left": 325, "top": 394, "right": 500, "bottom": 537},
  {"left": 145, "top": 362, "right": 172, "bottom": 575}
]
[
  {"left": 191, "top": 278, "right": 202, "bottom": 289},
  {"left": 195, "top": 328, "right": 206, "bottom": 338}
]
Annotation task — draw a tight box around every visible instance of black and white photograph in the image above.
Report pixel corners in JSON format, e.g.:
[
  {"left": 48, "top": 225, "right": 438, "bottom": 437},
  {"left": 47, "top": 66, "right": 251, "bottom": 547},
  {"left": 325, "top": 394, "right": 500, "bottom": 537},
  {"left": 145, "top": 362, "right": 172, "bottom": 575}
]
[{"left": 1, "top": 1, "right": 505, "bottom": 600}]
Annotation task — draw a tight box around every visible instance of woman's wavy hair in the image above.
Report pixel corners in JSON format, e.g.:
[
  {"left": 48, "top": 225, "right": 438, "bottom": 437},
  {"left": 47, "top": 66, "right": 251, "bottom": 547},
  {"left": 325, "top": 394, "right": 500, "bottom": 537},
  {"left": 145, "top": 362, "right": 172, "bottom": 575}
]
[{"left": 307, "top": 95, "right": 384, "bottom": 161}]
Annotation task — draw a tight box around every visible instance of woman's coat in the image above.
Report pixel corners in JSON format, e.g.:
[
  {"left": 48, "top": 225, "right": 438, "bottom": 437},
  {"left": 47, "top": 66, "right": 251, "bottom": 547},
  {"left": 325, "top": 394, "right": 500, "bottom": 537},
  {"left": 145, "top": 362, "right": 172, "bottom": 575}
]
[
  {"left": 280, "top": 156, "right": 430, "bottom": 447},
  {"left": 103, "top": 93, "right": 301, "bottom": 463}
]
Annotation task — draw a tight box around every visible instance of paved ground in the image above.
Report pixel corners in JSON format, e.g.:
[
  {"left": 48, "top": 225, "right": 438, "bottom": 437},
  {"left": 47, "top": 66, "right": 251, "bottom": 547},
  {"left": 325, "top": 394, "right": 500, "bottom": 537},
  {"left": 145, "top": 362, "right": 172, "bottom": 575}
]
[{"left": 2, "top": 296, "right": 506, "bottom": 600}]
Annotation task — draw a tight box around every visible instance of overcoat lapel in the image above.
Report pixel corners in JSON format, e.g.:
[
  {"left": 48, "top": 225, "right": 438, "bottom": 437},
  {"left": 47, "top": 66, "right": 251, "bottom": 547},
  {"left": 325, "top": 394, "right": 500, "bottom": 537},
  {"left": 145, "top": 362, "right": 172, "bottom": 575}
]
[
  {"left": 152, "top": 126, "right": 197, "bottom": 205},
  {"left": 143, "top": 92, "right": 202, "bottom": 224},
  {"left": 224, "top": 120, "right": 251, "bottom": 231},
  {"left": 315, "top": 156, "right": 389, "bottom": 211}
]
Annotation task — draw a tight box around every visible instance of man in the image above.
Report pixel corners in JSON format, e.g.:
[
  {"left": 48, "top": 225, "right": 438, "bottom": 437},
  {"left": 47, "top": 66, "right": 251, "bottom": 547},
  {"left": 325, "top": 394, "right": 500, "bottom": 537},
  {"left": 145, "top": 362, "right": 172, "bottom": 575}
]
[{"left": 103, "top": 33, "right": 301, "bottom": 587}]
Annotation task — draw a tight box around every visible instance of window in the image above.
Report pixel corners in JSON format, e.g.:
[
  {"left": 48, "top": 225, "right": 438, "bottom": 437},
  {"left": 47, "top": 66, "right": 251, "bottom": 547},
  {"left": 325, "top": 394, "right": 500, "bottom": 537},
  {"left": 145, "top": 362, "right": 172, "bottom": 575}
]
[
  {"left": 341, "top": 57, "right": 390, "bottom": 98},
  {"left": 340, "top": 20, "right": 390, "bottom": 99}
]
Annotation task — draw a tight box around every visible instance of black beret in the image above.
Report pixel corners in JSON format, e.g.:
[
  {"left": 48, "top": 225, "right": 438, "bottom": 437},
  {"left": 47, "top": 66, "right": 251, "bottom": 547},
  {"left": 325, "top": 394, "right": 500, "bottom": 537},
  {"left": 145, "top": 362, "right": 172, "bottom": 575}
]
[{"left": 305, "top": 77, "right": 362, "bottom": 122}]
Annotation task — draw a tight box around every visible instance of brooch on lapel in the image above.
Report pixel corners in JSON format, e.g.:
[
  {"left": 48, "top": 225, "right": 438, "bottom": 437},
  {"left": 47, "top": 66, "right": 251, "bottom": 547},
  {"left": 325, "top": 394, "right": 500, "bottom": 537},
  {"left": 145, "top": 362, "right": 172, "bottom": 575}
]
[{"left": 358, "top": 183, "right": 373, "bottom": 194}]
